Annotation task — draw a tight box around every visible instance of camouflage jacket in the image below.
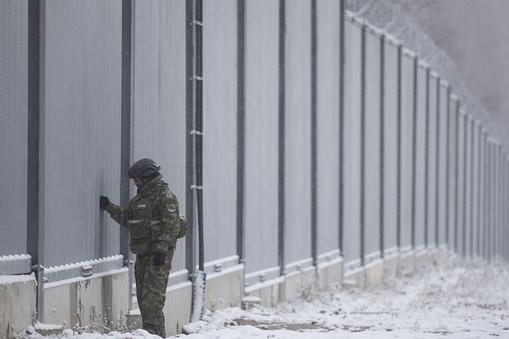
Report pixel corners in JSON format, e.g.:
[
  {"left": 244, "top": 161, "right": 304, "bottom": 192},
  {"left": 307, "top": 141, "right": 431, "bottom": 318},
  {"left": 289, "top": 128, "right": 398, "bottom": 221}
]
[{"left": 105, "top": 175, "right": 180, "bottom": 255}]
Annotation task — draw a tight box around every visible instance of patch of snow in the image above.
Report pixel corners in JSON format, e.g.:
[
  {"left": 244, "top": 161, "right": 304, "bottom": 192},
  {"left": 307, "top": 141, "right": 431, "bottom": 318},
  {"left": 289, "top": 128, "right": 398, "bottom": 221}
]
[{"left": 0, "top": 274, "right": 35, "bottom": 285}]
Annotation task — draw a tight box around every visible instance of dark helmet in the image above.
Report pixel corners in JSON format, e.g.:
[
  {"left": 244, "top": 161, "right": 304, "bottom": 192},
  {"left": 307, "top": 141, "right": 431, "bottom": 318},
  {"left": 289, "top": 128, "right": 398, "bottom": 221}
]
[{"left": 128, "top": 158, "right": 161, "bottom": 179}]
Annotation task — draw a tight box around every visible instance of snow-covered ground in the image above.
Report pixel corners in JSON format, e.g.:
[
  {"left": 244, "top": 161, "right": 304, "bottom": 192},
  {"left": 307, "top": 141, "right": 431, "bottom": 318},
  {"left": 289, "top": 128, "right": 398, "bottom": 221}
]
[{"left": 21, "top": 258, "right": 509, "bottom": 339}]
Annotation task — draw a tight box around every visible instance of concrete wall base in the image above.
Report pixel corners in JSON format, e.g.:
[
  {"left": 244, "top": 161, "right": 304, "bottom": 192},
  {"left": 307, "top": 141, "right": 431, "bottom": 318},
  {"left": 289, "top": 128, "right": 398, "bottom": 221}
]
[
  {"left": 365, "top": 259, "right": 384, "bottom": 288},
  {"left": 44, "top": 269, "right": 128, "bottom": 331},
  {"left": 245, "top": 277, "right": 284, "bottom": 307},
  {"left": 317, "top": 257, "right": 343, "bottom": 291},
  {"left": 163, "top": 282, "right": 192, "bottom": 336},
  {"left": 343, "top": 266, "right": 366, "bottom": 288},
  {"left": 398, "top": 251, "right": 415, "bottom": 276},
  {"left": 0, "top": 275, "right": 36, "bottom": 338},
  {"left": 434, "top": 247, "right": 449, "bottom": 266},
  {"left": 414, "top": 250, "right": 431, "bottom": 272},
  {"left": 383, "top": 253, "right": 399, "bottom": 280},
  {"left": 280, "top": 266, "right": 316, "bottom": 302},
  {"left": 205, "top": 265, "right": 244, "bottom": 311}
]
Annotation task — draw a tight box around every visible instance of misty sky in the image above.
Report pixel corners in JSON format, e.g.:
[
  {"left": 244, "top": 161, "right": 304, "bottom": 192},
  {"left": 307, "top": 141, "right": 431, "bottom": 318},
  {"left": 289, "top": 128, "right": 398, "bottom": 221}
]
[{"left": 397, "top": 0, "right": 509, "bottom": 143}]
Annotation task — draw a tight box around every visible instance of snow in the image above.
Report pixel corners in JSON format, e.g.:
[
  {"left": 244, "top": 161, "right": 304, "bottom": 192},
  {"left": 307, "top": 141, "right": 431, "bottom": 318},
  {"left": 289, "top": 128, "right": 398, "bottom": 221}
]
[
  {"left": 0, "top": 273, "right": 35, "bottom": 285},
  {"left": 17, "top": 258, "right": 509, "bottom": 338}
]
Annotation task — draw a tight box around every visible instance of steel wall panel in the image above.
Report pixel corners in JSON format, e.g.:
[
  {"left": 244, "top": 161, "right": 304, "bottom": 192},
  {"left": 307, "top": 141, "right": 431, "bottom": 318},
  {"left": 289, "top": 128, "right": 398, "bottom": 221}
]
[
  {"left": 132, "top": 0, "right": 187, "bottom": 271},
  {"left": 456, "top": 112, "right": 466, "bottom": 255},
  {"left": 43, "top": 1, "right": 122, "bottom": 267},
  {"left": 426, "top": 75, "right": 438, "bottom": 247},
  {"left": 244, "top": 0, "right": 279, "bottom": 275},
  {"left": 437, "top": 84, "right": 448, "bottom": 245},
  {"left": 0, "top": 1, "right": 28, "bottom": 256},
  {"left": 414, "top": 66, "right": 427, "bottom": 249},
  {"left": 383, "top": 42, "right": 399, "bottom": 254},
  {"left": 472, "top": 124, "right": 480, "bottom": 255},
  {"left": 448, "top": 98, "right": 459, "bottom": 249},
  {"left": 364, "top": 32, "right": 381, "bottom": 259},
  {"left": 400, "top": 53, "right": 414, "bottom": 250},
  {"left": 464, "top": 118, "right": 472, "bottom": 256},
  {"left": 478, "top": 128, "right": 484, "bottom": 256},
  {"left": 203, "top": 0, "right": 238, "bottom": 263},
  {"left": 316, "top": 0, "right": 340, "bottom": 256},
  {"left": 343, "top": 20, "right": 362, "bottom": 265},
  {"left": 285, "top": 0, "right": 312, "bottom": 267}
]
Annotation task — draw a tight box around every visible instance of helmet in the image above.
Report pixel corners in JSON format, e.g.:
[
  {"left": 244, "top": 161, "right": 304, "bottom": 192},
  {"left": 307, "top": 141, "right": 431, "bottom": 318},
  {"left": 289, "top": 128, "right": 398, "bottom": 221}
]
[{"left": 128, "top": 158, "right": 161, "bottom": 179}]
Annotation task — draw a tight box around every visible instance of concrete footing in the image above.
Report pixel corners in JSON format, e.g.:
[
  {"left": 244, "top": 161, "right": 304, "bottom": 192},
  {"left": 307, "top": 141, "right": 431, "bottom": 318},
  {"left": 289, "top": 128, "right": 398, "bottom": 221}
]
[
  {"left": 0, "top": 275, "right": 36, "bottom": 338},
  {"left": 343, "top": 266, "right": 366, "bottom": 288},
  {"left": 398, "top": 251, "right": 415, "bottom": 276},
  {"left": 365, "top": 259, "right": 384, "bottom": 288},
  {"left": 280, "top": 266, "right": 316, "bottom": 302},
  {"left": 317, "top": 257, "right": 343, "bottom": 291},
  {"left": 205, "top": 265, "right": 244, "bottom": 311},
  {"left": 43, "top": 268, "right": 129, "bottom": 330},
  {"left": 383, "top": 253, "right": 399, "bottom": 280},
  {"left": 245, "top": 277, "right": 284, "bottom": 307}
]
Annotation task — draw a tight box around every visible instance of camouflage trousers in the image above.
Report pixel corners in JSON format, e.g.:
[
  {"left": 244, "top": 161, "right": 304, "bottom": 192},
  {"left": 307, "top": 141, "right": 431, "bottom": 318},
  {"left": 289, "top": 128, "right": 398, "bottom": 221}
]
[{"left": 135, "top": 250, "right": 174, "bottom": 337}]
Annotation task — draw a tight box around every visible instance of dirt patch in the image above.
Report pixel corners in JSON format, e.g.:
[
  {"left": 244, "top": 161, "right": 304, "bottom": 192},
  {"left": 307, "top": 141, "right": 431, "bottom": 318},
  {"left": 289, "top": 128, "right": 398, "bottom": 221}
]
[{"left": 231, "top": 318, "right": 333, "bottom": 332}]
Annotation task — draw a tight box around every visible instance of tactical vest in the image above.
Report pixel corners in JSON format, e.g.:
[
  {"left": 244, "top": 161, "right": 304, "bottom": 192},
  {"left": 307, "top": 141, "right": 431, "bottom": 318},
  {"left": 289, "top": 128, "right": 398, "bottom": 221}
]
[{"left": 126, "top": 191, "right": 163, "bottom": 255}]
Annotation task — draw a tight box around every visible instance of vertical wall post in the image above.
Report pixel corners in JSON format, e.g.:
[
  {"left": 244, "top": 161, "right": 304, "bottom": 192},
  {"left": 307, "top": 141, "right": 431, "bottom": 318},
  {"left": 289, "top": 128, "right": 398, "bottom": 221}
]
[
  {"left": 410, "top": 56, "right": 418, "bottom": 250},
  {"left": 469, "top": 119, "right": 475, "bottom": 257},
  {"left": 27, "top": 0, "right": 44, "bottom": 322},
  {"left": 338, "top": 0, "right": 345, "bottom": 256},
  {"left": 445, "top": 86, "right": 451, "bottom": 246},
  {"left": 120, "top": 0, "right": 133, "bottom": 310},
  {"left": 360, "top": 24, "right": 366, "bottom": 265},
  {"left": 379, "top": 34, "right": 385, "bottom": 257},
  {"left": 278, "top": 0, "right": 286, "bottom": 276},
  {"left": 310, "top": 0, "right": 318, "bottom": 267},
  {"left": 462, "top": 115, "right": 467, "bottom": 256},
  {"left": 236, "top": 0, "right": 246, "bottom": 264},
  {"left": 434, "top": 77, "right": 441, "bottom": 246},
  {"left": 424, "top": 68, "right": 430, "bottom": 247},
  {"left": 396, "top": 44, "right": 403, "bottom": 250},
  {"left": 454, "top": 104, "right": 460, "bottom": 253}
]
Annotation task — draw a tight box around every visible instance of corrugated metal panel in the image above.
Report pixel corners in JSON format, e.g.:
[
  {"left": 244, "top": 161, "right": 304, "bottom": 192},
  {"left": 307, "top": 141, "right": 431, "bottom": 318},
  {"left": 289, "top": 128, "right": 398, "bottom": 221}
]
[
  {"left": 437, "top": 85, "right": 449, "bottom": 245},
  {"left": 383, "top": 42, "right": 398, "bottom": 254},
  {"left": 0, "top": 0, "right": 28, "bottom": 256},
  {"left": 364, "top": 31, "right": 381, "bottom": 259},
  {"left": 472, "top": 124, "right": 480, "bottom": 254},
  {"left": 343, "top": 20, "right": 362, "bottom": 266},
  {"left": 131, "top": 0, "right": 187, "bottom": 271},
  {"left": 43, "top": 0, "right": 122, "bottom": 267},
  {"left": 285, "top": 0, "right": 312, "bottom": 267},
  {"left": 477, "top": 126, "right": 484, "bottom": 256},
  {"left": 400, "top": 54, "right": 414, "bottom": 250},
  {"left": 456, "top": 113, "right": 465, "bottom": 255},
  {"left": 426, "top": 76, "right": 438, "bottom": 247},
  {"left": 447, "top": 98, "right": 459, "bottom": 249},
  {"left": 414, "top": 66, "right": 427, "bottom": 248},
  {"left": 244, "top": 0, "right": 279, "bottom": 276},
  {"left": 203, "top": 0, "right": 238, "bottom": 263},
  {"left": 316, "top": 0, "right": 340, "bottom": 256}
]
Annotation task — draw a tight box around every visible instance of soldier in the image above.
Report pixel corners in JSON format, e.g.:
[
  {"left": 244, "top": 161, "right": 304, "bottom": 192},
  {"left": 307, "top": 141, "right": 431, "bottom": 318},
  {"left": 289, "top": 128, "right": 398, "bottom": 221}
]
[{"left": 100, "top": 158, "right": 182, "bottom": 337}]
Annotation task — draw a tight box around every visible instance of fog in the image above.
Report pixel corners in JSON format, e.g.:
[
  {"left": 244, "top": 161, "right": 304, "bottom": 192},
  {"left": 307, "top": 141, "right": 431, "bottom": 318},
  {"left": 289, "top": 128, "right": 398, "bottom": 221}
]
[{"left": 395, "top": 0, "right": 509, "bottom": 145}]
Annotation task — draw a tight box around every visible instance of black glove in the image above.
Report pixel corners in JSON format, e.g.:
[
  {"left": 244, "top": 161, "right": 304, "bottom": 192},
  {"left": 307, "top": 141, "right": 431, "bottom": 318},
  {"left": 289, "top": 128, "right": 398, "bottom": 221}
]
[
  {"left": 152, "top": 252, "right": 166, "bottom": 266},
  {"left": 99, "top": 196, "right": 110, "bottom": 210}
]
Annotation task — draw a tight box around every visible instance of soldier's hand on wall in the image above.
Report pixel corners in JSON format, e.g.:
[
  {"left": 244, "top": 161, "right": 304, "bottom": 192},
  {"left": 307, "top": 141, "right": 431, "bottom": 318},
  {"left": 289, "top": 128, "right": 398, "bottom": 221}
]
[
  {"left": 99, "top": 196, "right": 110, "bottom": 210},
  {"left": 152, "top": 252, "right": 166, "bottom": 266}
]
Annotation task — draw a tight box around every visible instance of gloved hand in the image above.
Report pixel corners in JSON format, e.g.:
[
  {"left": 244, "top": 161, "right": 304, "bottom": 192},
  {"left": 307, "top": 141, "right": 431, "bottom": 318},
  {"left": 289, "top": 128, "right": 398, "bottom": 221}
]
[
  {"left": 99, "top": 196, "right": 110, "bottom": 210},
  {"left": 152, "top": 252, "right": 166, "bottom": 266}
]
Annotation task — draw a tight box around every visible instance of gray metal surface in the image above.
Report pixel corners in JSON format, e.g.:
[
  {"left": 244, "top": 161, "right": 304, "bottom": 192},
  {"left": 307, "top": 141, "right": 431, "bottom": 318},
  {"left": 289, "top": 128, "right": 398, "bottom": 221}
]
[
  {"left": 414, "top": 65, "right": 427, "bottom": 248},
  {"left": 343, "top": 19, "right": 362, "bottom": 265},
  {"left": 202, "top": 0, "right": 238, "bottom": 263},
  {"left": 0, "top": 0, "right": 28, "bottom": 256},
  {"left": 464, "top": 117, "right": 472, "bottom": 256},
  {"left": 363, "top": 31, "right": 381, "bottom": 259},
  {"left": 42, "top": 0, "right": 122, "bottom": 267},
  {"left": 448, "top": 98, "right": 459, "bottom": 249},
  {"left": 244, "top": 0, "right": 280, "bottom": 276},
  {"left": 285, "top": 0, "right": 312, "bottom": 268},
  {"left": 0, "top": 254, "right": 32, "bottom": 275},
  {"left": 437, "top": 84, "right": 449, "bottom": 245},
  {"left": 399, "top": 52, "right": 414, "bottom": 250},
  {"left": 383, "top": 41, "right": 399, "bottom": 254},
  {"left": 426, "top": 75, "right": 438, "bottom": 247},
  {"left": 457, "top": 112, "right": 466, "bottom": 255},
  {"left": 316, "top": 0, "right": 340, "bottom": 256},
  {"left": 131, "top": 0, "right": 187, "bottom": 272}
]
